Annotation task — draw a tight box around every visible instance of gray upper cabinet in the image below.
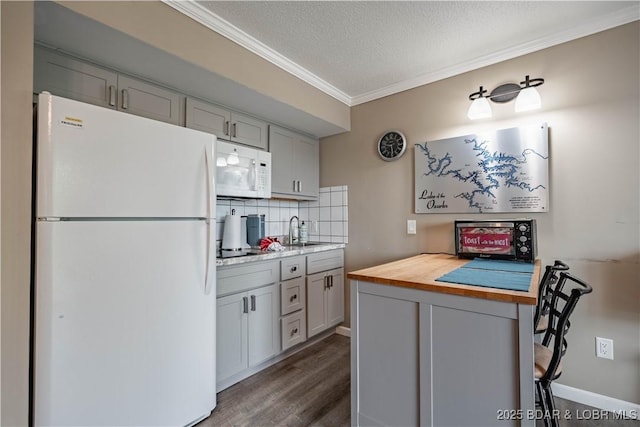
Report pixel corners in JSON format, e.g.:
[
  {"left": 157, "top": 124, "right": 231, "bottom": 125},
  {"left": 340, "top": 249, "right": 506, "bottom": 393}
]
[
  {"left": 34, "top": 46, "right": 184, "bottom": 126},
  {"left": 116, "top": 75, "right": 184, "bottom": 126},
  {"left": 185, "top": 97, "right": 268, "bottom": 150},
  {"left": 269, "top": 125, "right": 319, "bottom": 199},
  {"left": 34, "top": 45, "right": 117, "bottom": 108}
]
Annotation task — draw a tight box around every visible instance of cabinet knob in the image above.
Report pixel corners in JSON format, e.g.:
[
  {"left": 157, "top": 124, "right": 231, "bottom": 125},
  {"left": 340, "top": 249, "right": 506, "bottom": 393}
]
[
  {"left": 291, "top": 328, "right": 298, "bottom": 336},
  {"left": 290, "top": 294, "right": 297, "bottom": 302},
  {"left": 290, "top": 266, "right": 297, "bottom": 272}
]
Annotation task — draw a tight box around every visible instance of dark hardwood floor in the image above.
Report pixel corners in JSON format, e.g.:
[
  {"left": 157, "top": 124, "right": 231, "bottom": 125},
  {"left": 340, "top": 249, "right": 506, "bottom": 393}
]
[
  {"left": 198, "top": 334, "right": 350, "bottom": 427},
  {"left": 199, "top": 333, "right": 635, "bottom": 427}
]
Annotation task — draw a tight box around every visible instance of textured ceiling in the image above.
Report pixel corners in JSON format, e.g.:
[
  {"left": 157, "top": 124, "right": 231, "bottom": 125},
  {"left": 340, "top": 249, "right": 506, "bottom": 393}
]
[{"left": 183, "top": 1, "right": 638, "bottom": 105}]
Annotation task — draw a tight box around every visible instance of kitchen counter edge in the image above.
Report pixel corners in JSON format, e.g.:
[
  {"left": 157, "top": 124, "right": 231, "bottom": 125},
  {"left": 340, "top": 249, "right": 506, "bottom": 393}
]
[{"left": 216, "top": 243, "right": 346, "bottom": 267}]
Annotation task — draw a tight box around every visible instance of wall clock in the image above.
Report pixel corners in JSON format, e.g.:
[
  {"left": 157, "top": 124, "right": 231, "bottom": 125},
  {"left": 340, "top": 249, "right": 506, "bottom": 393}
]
[{"left": 377, "top": 130, "right": 407, "bottom": 161}]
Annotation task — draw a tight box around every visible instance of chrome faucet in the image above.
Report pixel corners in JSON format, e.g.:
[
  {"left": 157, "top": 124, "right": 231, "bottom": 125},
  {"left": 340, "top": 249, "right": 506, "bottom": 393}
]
[{"left": 289, "top": 215, "right": 299, "bottom": 245}]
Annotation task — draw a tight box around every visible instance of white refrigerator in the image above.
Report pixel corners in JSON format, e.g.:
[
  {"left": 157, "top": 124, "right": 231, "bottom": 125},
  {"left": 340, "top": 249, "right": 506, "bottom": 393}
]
[{"left": 33, "top": 93, "right": 217, "bottom": 426}]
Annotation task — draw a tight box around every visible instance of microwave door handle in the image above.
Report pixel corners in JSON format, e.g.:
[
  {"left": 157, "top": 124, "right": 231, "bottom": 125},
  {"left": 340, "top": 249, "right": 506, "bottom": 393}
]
[{"left": 251, "top": 159, "right": 257, "bottom": 191}]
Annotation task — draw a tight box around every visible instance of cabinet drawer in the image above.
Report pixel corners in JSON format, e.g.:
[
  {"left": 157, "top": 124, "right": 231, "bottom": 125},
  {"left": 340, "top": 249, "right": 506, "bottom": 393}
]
[
  {"left": 280, "top": 277, "right": 306, "bottom": 316},
  {"left": 281, "top": 255, "right": 305, "bottom": 281},
  {"left": 306, "top": 249, "right": 344, "bottom": 275},
  {"left": 217, "top": 261, "right": 280, "bottom": 297},
  {"left": 281, "top": 310, "right": 307, "bottom": 351}
]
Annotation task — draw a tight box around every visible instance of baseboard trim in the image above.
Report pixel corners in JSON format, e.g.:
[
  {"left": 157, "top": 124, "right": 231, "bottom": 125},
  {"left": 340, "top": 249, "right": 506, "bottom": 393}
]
[
  {"left": 552, "top": 383, "right": 639, "bottom": 418},
  {"left": 335, "top": 325, "right": 351, "bottom": 337}
]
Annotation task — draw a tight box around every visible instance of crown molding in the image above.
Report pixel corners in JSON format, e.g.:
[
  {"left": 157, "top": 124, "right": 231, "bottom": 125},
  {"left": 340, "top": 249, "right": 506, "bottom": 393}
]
[
  {"left": 163, "top": 0, "right": 352, "bottom": 106},
  {"left": 166, "top": 1, "right": 639, "bottom": 108}
]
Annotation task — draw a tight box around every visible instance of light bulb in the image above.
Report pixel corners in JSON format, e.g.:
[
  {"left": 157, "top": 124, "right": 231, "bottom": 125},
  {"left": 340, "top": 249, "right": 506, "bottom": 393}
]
[
  {"left": 515, "top": 87, "right": 541, "bottom": 112},
  {"left": 216, "top": 157, "right": 227, "bottom": 167},
  {"left": 467, "top": 97, "right": 492, "bottom": 120},
  {"left": 227, "top": 152, "right": 240, "bottom": 165}
]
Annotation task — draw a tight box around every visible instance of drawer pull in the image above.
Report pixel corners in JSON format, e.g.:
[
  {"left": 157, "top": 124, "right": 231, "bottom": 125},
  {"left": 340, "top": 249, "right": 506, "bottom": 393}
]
[
  {"left": 291, "top": 328, "right": 298, "bottom": 336},
  {"left": 290, "top": 294, "right": 297, "bottom": 302}
]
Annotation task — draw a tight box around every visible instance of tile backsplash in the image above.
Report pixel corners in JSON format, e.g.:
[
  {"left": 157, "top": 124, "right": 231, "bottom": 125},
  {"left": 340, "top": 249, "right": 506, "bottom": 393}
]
[{"left": 216, "top": 186, "right": 348, "bottom": 246}]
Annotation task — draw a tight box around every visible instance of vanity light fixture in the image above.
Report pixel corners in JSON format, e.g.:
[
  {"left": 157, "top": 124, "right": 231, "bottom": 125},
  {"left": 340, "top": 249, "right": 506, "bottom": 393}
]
[{"left": 467, "top": 75, "right": 545, "bottom": 120}]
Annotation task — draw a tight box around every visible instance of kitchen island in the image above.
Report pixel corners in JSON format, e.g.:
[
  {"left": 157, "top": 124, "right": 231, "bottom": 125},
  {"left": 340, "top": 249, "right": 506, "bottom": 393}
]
[{"left": 348, "top": 254, "right": 540, "bottom": 427}]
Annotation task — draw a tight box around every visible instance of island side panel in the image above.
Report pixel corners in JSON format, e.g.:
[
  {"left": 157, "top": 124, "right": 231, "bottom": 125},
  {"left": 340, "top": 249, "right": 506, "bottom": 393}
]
[
  {"left": 518, "top": 304, "right": 536, "bottom": 427},
  {"left": 355, "top": 285, "right": 420, "bottom": 426},
  {"left": 429, "top": 304, "right": 519, "bottom": 427},
  {"left": 352, "top": 279, "right": 535, "bottom": 427}
]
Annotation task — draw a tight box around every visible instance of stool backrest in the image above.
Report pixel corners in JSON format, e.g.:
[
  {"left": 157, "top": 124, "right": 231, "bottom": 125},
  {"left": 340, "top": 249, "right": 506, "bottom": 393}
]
[
  {"left": 534, "top": 260, "right": 570, "bottom": 332},
  {"left": 538, "top": 272, "right": 593, "bottom": 382}
]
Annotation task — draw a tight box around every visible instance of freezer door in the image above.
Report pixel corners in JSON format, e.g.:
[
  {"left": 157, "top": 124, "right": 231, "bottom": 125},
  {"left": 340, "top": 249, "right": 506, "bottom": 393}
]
[
  {"left": 34, "top": 221, "right": 216, "bottom": 426},
  {"left": 37, "top": 93, "right": 216, "bottom": 218}
]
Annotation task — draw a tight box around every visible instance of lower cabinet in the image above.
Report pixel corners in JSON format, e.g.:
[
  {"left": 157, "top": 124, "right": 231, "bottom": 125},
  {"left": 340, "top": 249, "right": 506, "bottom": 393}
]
[
  {"left": 307, "top": 267, "right": 344, "bottom": 338},
  {"left": 216, "top": 283, "right": 280, "bottom": 386},
  {"left": 216, "top": 249, "right": 344, "bottom": 391}
]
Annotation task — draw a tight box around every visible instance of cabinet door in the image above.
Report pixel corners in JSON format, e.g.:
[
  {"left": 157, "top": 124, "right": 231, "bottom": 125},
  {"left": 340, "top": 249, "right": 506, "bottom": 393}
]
[
  {"left": 248, "top": 284, "right": 280, "bottom": 366},
  {"left": 293, "top": 135, "right": 319, "bottom": 198},
  {"left": 306, "top": 272, "right": 328, "bottom": 338},
  {"left": 216, "top": 293, "right": 249, "bottom": 384},
  {"left": 269, "top": 125, "right": 296, "bottom": 195},
  {"left": 117, "top": 75, "right": 184, "bottom": 125},
  {"left": 327, "top": 268, "right": 345, "bottom": 327},
  {"left": 34, "top": 46, "right": 117, "bottom": 108},
  {"left": 269, "top": 125, "right": 319, "bottom": 199},
  {"left": 185, "top": 97, "right": 231, "bottom": 139},
  {"left": 231, "top": 112, "right": 268, "bottom": 150}
]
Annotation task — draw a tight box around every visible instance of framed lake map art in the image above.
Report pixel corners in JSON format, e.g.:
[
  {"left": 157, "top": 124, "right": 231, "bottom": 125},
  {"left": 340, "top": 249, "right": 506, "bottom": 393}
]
[{"left": 414, "top": 123, "right": 549, "bottom": 214}]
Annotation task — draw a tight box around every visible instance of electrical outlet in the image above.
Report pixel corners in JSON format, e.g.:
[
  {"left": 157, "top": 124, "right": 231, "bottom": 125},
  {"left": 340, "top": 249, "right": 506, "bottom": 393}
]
[
  {"left": 596, "top": 337, "right": 614, "bottom": 360},
  {"left": 407, "top": 220, "right": 417, "bottom": 235}
]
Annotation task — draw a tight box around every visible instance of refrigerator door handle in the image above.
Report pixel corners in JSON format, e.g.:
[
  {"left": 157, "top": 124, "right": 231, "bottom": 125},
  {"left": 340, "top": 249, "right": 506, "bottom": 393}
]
[{"left": 203, "top": 143, "right": 215, "bottom": 295}]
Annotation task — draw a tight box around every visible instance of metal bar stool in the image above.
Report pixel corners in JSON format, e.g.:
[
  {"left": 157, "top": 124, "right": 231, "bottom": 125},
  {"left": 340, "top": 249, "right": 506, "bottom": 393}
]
[
  {"left": 534, "top": 272, "right": 593, "bottom": 427},
  {"left": 534, "top": 260, "right": 570, "bottom": 335}
]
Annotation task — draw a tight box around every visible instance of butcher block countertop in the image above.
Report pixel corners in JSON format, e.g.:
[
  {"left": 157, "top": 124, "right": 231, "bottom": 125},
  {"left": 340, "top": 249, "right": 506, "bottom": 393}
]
[{"left": 347, "top": 253, "right": 540, "bottom": 305}]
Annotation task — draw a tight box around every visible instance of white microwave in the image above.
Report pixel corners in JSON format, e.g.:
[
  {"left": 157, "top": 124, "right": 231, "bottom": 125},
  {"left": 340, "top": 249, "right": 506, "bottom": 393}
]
[{"left": 216, "top": 140, "right": 271, "bottom": 199}]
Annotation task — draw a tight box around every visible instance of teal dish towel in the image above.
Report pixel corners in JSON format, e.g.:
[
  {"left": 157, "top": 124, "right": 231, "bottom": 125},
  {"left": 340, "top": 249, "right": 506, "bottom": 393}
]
[{"left": 436, "top": 258, "right": 534, "bottom": 292}]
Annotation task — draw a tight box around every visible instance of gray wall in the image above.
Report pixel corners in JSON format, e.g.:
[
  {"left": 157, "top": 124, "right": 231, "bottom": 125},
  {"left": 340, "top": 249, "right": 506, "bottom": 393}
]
[{"left": 321, "top": 22, "right": 639, "bottom": 404}]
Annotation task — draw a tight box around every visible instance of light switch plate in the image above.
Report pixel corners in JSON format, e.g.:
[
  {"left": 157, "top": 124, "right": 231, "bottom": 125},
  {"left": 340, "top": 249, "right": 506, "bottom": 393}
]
[{"left": 407, "top": 220, "right": 417, "bottom": 235}]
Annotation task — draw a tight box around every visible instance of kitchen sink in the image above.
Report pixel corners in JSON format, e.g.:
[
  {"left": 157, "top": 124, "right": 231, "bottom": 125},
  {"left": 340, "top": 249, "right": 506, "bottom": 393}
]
[{"left": 285, "top": 242, "right": 326, "bottom": 248}]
